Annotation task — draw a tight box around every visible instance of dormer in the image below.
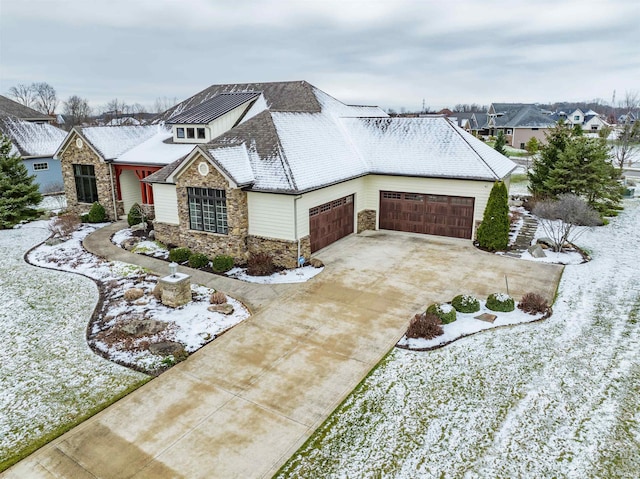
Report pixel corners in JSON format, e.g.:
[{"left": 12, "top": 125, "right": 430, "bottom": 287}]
[{"left": 167, "top": 92, "right": 261, "bottom": 144}]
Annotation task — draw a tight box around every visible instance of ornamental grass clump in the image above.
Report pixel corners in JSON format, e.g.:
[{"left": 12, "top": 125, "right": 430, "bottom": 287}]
[
  {"left": 168, "top": 247, "right": 191, "bottom": 263},
  {"left": 209, "top": 291, "right": 227, "bottom": 305},
  {"left": 188, "top": 252, "right": 209, "bottom": 269},
  {"left": 518, "top": 292, "right": 549, "bottom": 315},
  {"left": 486, "top": 292, "right": 515, "bottom": 312},
  {"left": 426, "top": 302, "right": 457, "bottom": 324},
  {"left": 406, "top": 313, "right": 443, "bottom": 339},
  {"left": 247, "top": 252, "right": 275, "bottom": 276},
  {"left": 211, "top": 254, "right": 234, "bottom": 273},
  {"left": 451, "top": 294, "right": 481, "bottom": 313}
]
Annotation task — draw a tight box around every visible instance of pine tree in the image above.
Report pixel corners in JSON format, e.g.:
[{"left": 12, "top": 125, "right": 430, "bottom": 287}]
[
  {"left": 0, "top": 135, "right": 43, "bottom": 228},
  {"left": 528, "top": 121, "right": 572, "bottom": 197},
  {"left": 476, "top": 181, "right": 510, "bottom": 251},
  {"left": 494, "top": 130, "right": 507, "bottom": 156}
]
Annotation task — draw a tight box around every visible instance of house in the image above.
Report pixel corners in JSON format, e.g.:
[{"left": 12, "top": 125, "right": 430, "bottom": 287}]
[
  {"left": 617, "top": 112, "right": 638, "bottom": 125},
  {"left": 57, "top": 81, "right": 516, "bottom": 268},
  {"left": 486, "top": 103, "right": 556, "bottom": 149},
  {"left": 0, "top": 95, "right": 66, "bottom": 194},
  {"left": 441, "top": 111, "right": 487, "bottom": 136},
  {"left": 550, "top": 108, "right": 609, "bottom": 132}
]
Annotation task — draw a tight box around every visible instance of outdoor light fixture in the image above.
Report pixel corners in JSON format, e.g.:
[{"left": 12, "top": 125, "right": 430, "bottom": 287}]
[{"left": 169, "top": 262, "right": 178, "bottom": 278}]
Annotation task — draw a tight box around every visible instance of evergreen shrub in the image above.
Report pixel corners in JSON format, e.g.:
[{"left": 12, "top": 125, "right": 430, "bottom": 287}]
[
  {"left": 451, "top": 294, "right": 481, "bottom": 313},
  {"left": 188, "top": 252, "right": 209, "bottom": 269},
  {"left": 476, "top": 181, "right": 510, "bottom": 251},
  {"left": 168, "top": 247, "right": 191, "bottom": 263},
  {"left": 486, "top": 293, "right": 515, "bottom": 312},
  {"left": 87, "top": 202, "right": 106, "bottom": 223},
  {"left": 426, "top": 303, "right": 457, "bottom": 324},
  {"left": 211, "top": 254, "right": 234, "bottom": 273}
]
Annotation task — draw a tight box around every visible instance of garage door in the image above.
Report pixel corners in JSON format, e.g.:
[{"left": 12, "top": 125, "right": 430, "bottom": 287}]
[
  {"left": 379, "top": 191, "right": 474, "bottom": 239},
  {"left": 309, "top": 195, "right": 354, "bottom": 253}
]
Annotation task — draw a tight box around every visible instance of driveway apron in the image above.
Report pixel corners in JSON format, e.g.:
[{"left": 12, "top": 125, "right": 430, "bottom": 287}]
[{"left": 4, "top": 225, "right": 562, "bottom": 479}]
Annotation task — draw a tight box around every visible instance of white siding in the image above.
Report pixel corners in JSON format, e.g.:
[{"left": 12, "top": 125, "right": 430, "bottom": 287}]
[
  {"left": 247, "top": 192, "right": 295, "bottom": 240},
  {"left": 366, "top": 175, "right": 495, "bottom": 233},
  {"left": 120, "top": 169, "right": 142, "bottom": 214},
  {"left": 171, "top": 103, "right": 251, "bottom": 144},
  {"left": 153, "top": 184, "right": 179, "bottom": 224},
  {"left": 295, "top": 177, "right": 368, "bottom": 238}
]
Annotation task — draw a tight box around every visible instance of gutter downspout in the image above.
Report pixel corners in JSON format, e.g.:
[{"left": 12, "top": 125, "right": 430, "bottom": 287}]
[
  {"left": 294, "top": 195, "right": 302, "bottom": 263},
  {"left": 108, "top": 163, "right": 118, "bottom": 221}
]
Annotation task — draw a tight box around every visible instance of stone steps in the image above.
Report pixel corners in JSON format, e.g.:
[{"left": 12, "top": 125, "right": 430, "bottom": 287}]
[{"left": 509, "top": 215, "right": 539, "bottom": 255}]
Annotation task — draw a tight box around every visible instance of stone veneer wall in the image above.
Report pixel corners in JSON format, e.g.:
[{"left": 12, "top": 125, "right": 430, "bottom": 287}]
[
  {"left": 60, "top": 133, "right": 119, "bottom": 220},
  {"left": 247, "top": 235, "right": 311, "bottom": 269},
  {"left": 154, "top": 156, "right": 249, "bottom": 263},
  {"left": 357, "top": 209, "right": 377, "bottom": 233}
]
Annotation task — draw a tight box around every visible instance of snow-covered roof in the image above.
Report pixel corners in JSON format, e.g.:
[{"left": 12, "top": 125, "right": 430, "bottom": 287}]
[
  {"left": 168, "top": 92, "right": 260, "bottom": 125},
  {"left": 116, "top": 127, "right": 194, "bottom": 166},
  {"left": 147, "top": 82, "right": 516, "bottom": 193},
  {"left": 0, "top": 116, "right": 66, "bottom": 158},
  {"left": 80, "top": 125, "right": 162, "bottom": 160}
]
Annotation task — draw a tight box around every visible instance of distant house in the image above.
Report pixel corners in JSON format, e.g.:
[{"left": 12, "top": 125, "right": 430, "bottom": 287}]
[
  {"left": 486, "top": 103, "right": 556, "bottom": 149},
  {"left": 617, "top": 112, "right": 638, "bottom": 125},
  {"left": 550, "top": 108, "right": 609, "bottom": 132},
  {"left": 0, "top": 95, "right": 66, "bottom": 194},
  {"left": 444, "top": 112, "right": 487, "bottom": 135},
  {"left": 57, "top": 81, "right": 515, "bottom": 267}
]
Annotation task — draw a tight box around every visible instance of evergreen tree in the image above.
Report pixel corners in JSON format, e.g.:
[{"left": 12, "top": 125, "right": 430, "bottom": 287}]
[
  {"left": 494, "top": 130, "right": 507, "bottom": 155},
  {"left": 529, "top": 123, "right": 623, "bottom": 216},
  {"left": 476, "top": 181, "right": 510, "bottom": 251},
  {"left": 0, "top": 135, "right": 42, "bottom": 228}
]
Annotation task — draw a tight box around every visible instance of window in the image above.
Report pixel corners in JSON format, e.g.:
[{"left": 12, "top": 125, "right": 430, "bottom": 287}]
[
  {"left": 520, "top": 143, "right": 525, "bottom": 149},
  {"left": 574, "top": 115, "right": 580, "bottom": 121},
  {"left": 73, "top": 164, "right": 98, "bottom": 203},
  {"left": 187, "top": 128, "right": 195, "bottom": 139},
  {"left": 591, "top": 125, "right": 599, "bottom": 130},
  {"left": 197, "top": 128, "right": 206, "bottom": 139},
  {"left": 187, "top": 187, "right": 227, "bottom": 234},
  {"left": 531, "top": 128, "right": 539, "bottom": 131},
  {"left": 33, "top": 162, "right": 49, "bottom": 171},
  {"left": 176, "top": 127, "right": 185, "bottom": 138},
  {"left": 506, "top": 129, "right": 512, "bottom": 135}
]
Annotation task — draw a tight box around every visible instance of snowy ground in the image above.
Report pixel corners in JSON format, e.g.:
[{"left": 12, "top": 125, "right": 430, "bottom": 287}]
[
  {"left": 0, "top": 223, "right": 148, "bottom": 470},
  {"left": 277, "top": 198, "right": 640, "bottom": 479},
  {"left": 112, "top": 227, "right": 324, "bottom": 283},
  {"left": 29, "top": 223, "right": 250, "bottom": 374}
]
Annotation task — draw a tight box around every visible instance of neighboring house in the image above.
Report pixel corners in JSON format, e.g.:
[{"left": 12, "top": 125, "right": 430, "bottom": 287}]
[
  {"left": 618, "top": 112, "right": 638, "bottom": 125},
  {"left": 0, "top": 95, "right": 66, "bottom": 194},
  {"left": 57, "top": 81, "right": 516, "bottom": 268},
  {"left": 442, "top": 111, "right": 487, "bottom": 135},
  {"left": 486, "top": 103, "right": 556, "bottom": 149},
  {"left": 550, "top": 108, "right": 609, "bottom": 132}
]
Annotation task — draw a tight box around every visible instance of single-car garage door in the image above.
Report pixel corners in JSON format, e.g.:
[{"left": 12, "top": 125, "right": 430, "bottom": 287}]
[
  {"left": 309, "top": 195, "right": 354, "bottom": 252},
  {"left": 379, "top": 191, "right": 474, "bottom": 239}
]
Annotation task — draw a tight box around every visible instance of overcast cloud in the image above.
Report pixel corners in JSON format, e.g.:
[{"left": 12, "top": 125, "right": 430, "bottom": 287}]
[{"left": 1, "top": 0, "right": 638, "bottom": 112}]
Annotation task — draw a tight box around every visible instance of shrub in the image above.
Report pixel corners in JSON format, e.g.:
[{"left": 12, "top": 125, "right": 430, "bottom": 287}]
[
  {"left": 168, "top": 247, "right": 191, "bottom": 263},
  {"left": 476, "top": 181, "right": 510, "bottom": 251},
  {"left": 211, "top": 254, "right": 234, "bottom": 273},
  {"left": 188, "top": 252, "right": 209, "bottom": 269},
  {"left": 426, "top": 302, "right": 457, "bottom": 324},
  {"left": 406, "top": 313, "right": 443, "bottom": 339},
  {"left": 48, "top": 213, "right": 80, "bottom": 238},
  {"left": 210, "top": 291, "right": 227, "bottom": 304},
  {"left": 451, "top": 294, "right": 480, "bottom": 313},
  {"left": 518, "top": 292, "right": 549, "bottom": 315},
  {"left": 486, "top": 293, "right": 515, "bottom": 312},
  {"left": 87, "top": 202, "right": 106, "bottom": 223},
  {"left": 127, "top": 202, "right": 144, "bottom": 226},
  {"left": 247, "top": 252, "right": 275, "bottom": 276},
  {"left": 123, "top": 288, "right": 144, "bottom": 301}
]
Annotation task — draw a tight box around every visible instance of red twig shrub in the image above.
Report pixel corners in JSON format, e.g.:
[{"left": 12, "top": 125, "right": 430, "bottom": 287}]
[
  {"left": 518, "top": 292, "right": 549, "bottom": 315},
  {"left": 247, "top": 252, "right": 275, "bottom": 276},
  {"left": 406, "top": 313, "right": 444, "bottom": 339}
]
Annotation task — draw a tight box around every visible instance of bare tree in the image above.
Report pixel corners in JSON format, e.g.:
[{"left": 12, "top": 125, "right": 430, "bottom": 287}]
[
  {"left": 153, "top": 96, "right": 178, "bottom": 114},
  {"left": 532, "top": 194, "right": 602, "bottom": 252},
  {"left": 63, "top": 95, "right": 92, "bottom": 129},
  {"left": 8, "top": 84, "right": 35, "bottom": 108},
  {"left": 612, "top": 91, "right": 640, "bottom": 168},
  {"left": 32, "top": 82, "right": 58, "bottom": 115}
]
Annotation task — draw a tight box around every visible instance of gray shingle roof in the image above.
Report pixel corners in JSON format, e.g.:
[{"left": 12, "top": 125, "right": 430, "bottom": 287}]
[
  {"left": 166, "top": 92, "right": 260, "bottom": 125},
  {"left": 153, "top": 81, "right": 322, "bottom": 124},
  {"left": 0, "top": 95, "right": 52, "bottom": 121},
  {"left": 490, "top": 103, "right": 556, "bottom": 128}
]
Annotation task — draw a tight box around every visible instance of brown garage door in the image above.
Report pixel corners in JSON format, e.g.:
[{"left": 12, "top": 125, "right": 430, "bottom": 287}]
[
  {"left": 379, "top": 191, "right": 474, "bottom": 239},
  {"left": 309, "top": 195, "right": 354, "bottom": 253}
]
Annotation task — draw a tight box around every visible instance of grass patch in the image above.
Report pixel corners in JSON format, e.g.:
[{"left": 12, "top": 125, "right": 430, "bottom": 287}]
[
  {"left": 0, "top": 378, "right": 150, "bottom": 472},
  {"left": 510, "top": 173, "right": 528, "bottom": 184}
]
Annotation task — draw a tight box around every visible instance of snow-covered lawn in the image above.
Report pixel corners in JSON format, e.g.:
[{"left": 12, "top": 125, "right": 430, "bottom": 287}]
[
  {"left": 277, "top": 199, "right": 640, "bottom": 479},
  {"left": 0, "top": 223, "right": 148, "bottom": 471}
]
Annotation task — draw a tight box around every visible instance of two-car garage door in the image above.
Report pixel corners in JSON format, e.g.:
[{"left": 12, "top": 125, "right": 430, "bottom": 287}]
[{"left": 379, "top": 191, "right": 475, "bottom": 239}]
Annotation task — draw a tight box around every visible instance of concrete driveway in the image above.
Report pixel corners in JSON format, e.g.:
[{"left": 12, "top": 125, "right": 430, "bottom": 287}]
[{"left": 4, "top": 230, "right": 562, "bottom": 479}]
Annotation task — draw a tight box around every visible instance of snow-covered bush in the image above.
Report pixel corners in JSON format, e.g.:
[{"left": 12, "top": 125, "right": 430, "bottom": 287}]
[
  {"left": 486, "top": 293, "right": 515, "bottom": 312},
  {"left": 406, "top": 313, "right": 443, "bottom": 339},
  {"left": 48, "top": 213, "right": 80, "bottom": 239},
  {"left": 426, "top": 302, "right": 457, "bottom": 324},
  {"left": 451, "top": 294, "right": 481, "bottom": 313}
]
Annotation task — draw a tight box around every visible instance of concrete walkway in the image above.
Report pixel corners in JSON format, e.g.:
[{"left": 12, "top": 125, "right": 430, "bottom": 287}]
[{"left": 4, "top": 226, "right": 563, "bottom": 479}]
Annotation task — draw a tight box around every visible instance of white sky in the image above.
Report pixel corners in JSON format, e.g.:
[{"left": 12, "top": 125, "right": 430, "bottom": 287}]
[{"left": 1, "top": 0, "right": 638, "bottom": 112}]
